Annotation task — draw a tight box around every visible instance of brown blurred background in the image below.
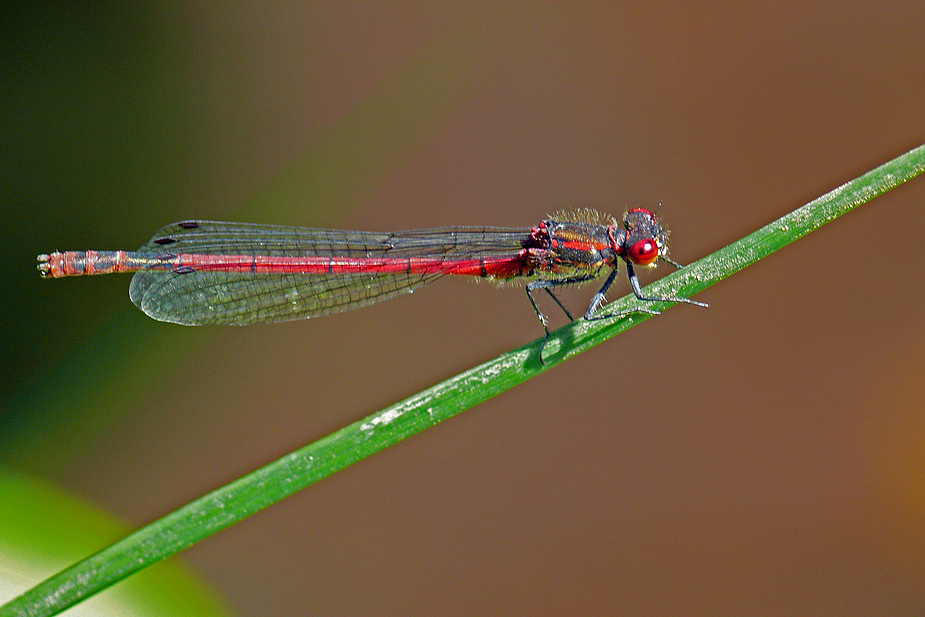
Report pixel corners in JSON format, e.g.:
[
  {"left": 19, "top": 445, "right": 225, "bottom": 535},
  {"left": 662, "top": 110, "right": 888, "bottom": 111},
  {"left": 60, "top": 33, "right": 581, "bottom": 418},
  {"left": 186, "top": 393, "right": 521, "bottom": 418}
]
[{"left": 3, "top": 2, "right": 925, "bottom": 615}]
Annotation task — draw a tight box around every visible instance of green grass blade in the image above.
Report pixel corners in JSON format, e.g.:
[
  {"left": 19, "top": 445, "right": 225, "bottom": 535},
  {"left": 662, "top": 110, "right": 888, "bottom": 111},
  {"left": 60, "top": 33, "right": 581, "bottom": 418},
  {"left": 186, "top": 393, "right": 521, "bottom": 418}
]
[{"left": 3, "top": 143, "right": 924, "bottom": 616}]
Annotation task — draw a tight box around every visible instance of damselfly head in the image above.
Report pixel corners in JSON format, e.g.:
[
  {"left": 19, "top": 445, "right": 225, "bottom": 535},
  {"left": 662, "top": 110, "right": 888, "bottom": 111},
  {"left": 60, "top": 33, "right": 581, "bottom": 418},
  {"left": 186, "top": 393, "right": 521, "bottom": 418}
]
[{"left": 622, "top": 208, "right": 669, "bottom": 267}]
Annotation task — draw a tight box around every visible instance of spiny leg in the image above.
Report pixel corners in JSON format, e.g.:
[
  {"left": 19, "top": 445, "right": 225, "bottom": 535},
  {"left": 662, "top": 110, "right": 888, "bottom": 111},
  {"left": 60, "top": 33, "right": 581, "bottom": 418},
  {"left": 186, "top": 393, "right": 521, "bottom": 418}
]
[
  {"left": 542, "top": 287, "right": 575, "bottom": 322},
  {"left": 625, "top": 262, "right": 707, "bottom": 307},
  {"left": 587, "top": 262, "right": 707, "bottom": 322},
  {"left": 526, "top": 275, "right": 596, "bottom": 360},
  {"left": 583, "top": 267, "right": 661, "bottom": 321}
]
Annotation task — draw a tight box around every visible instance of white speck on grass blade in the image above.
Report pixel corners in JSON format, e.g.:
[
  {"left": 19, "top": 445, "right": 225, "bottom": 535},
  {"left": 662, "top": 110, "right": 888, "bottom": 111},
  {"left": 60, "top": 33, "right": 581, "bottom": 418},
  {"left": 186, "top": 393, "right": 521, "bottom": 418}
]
[{"left": 360, "top": 408, "right": 405, "bottom": 432}]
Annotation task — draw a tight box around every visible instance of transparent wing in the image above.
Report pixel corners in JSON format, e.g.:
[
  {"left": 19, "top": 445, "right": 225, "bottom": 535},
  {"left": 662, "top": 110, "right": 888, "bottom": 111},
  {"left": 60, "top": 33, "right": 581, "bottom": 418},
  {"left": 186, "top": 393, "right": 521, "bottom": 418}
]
[{"left": 128, "top": 220, "right": 530, "bottom": 325}]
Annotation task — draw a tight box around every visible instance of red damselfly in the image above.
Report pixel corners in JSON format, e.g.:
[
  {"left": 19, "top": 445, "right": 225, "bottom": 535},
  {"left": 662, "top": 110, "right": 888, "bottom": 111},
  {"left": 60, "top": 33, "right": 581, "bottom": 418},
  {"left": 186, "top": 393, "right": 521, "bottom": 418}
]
[{"left": 38, "top": 208, "right": 707, "bottom": 355}]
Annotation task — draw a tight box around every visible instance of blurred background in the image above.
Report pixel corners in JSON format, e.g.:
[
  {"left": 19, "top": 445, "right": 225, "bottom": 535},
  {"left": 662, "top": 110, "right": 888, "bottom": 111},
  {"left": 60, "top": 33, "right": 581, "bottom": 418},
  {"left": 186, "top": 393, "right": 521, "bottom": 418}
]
[{"left": 3, "top": 2, "right": 925, "bottom": 615}]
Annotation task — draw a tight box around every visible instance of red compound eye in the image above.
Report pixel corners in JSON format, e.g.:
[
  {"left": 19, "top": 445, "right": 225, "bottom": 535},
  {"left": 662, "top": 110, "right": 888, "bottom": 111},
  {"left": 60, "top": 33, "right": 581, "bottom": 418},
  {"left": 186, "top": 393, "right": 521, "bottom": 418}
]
[{"left": 627, "top": 238, "right": 659, "bottom": 265}]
